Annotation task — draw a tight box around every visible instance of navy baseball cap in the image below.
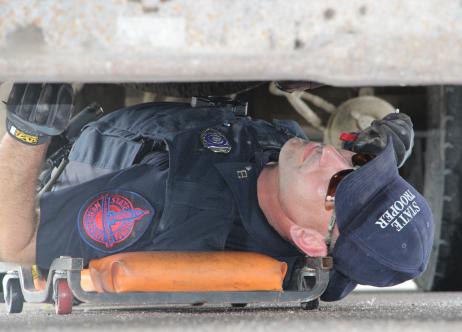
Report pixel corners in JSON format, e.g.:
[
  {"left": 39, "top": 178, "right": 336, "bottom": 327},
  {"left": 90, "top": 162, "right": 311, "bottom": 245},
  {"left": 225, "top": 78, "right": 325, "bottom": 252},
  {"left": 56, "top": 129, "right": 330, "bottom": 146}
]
[{"left": 321, "top": 139, "right": 434, "bottom": 301}]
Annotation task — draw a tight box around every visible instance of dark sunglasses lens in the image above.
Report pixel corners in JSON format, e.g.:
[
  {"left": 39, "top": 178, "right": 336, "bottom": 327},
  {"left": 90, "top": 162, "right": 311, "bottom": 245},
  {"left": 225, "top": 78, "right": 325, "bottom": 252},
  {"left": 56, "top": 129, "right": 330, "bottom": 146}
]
[
  {"left": 352, "top": 153, "right": 374, "bottom": 166},
  {"left": 326, "top": 169, "right": 354, "bottom": 197}
]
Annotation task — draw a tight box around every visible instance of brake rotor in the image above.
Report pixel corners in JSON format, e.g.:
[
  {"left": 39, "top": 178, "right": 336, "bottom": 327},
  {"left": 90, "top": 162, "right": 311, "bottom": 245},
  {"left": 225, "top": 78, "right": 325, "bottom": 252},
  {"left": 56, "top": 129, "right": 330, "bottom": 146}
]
[{"left": 324, "top": 96, "right": 395, "bottom": 148}]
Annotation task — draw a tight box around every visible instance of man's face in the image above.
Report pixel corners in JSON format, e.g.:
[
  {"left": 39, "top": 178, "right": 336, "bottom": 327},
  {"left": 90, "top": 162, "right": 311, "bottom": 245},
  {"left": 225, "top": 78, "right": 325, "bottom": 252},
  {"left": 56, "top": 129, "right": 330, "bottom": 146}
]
[{"left": 277, "top": 138, "right": 354, "bottom": 237}]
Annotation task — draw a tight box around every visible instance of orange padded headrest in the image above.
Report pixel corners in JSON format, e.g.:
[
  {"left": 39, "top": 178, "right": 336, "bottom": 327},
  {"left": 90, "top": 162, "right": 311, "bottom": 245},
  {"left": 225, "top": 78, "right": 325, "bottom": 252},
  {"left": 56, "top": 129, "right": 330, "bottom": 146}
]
[{"left": 81, "top": 251, "right": 287, "bottom": 293}]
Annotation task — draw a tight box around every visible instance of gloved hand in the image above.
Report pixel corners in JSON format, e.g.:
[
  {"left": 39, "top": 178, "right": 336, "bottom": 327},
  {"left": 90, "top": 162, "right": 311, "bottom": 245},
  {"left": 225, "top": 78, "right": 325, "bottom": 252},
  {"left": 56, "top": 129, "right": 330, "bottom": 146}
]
[
  {"left": 342, "top": 112, "right": 414, "bottom": 168},
  {"left": 5, "top": 83, "right": 74, "bottom": 145}
]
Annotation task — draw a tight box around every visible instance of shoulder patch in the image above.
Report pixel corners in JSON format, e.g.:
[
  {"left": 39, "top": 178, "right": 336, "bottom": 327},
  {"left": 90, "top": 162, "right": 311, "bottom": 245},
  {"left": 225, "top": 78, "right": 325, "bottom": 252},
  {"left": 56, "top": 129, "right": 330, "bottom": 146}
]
[{"left": 77, "top": 190, "right": 154, "bottom": 253}]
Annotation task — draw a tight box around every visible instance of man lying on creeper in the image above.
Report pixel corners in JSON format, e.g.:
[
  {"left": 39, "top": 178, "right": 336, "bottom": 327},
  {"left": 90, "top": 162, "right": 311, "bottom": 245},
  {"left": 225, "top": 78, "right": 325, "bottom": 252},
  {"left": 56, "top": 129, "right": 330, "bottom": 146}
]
[{"left": 0, "top": 83, "right": 434, "bottom": 301}]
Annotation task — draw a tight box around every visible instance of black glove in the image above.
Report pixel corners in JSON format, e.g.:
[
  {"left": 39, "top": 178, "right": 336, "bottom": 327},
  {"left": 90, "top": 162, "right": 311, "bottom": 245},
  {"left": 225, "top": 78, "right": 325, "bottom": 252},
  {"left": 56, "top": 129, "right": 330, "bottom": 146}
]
[
  {"left": 343, "top": 112, "right": 414, "bottom": 168},
  {"left": 5, "top": 83, "right": 74, "bottom": 145}
]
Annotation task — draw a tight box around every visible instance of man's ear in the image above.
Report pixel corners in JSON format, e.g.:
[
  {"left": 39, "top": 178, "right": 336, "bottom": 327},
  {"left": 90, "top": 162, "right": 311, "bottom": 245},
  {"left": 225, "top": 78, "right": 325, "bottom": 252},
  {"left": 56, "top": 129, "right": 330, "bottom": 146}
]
[{"left": 289, "top": 224, "right": 328, "bottom": 257}]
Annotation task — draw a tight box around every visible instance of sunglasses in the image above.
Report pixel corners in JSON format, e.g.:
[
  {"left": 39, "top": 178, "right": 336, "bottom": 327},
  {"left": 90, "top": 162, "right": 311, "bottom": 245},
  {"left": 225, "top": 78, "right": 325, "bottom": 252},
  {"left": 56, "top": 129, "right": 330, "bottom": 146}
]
[
  {"left": 324, "top": 153, "right": 374, "bottom": 211},
  {"left": 324, "top": 153, "right": 374, "bottom": 251}
]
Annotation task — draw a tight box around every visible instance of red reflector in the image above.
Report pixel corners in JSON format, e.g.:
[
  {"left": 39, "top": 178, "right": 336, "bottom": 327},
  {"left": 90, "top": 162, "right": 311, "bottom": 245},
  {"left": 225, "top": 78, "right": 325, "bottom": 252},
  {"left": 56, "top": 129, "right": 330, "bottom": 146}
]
[{"left": 339, "top": 132, "right": 359, "bottom": 142}]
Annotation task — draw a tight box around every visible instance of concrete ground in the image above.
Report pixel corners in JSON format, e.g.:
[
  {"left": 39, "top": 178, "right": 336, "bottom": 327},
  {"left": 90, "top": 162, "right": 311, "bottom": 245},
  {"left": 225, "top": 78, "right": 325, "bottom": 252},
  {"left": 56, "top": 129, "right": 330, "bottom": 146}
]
[{"left": 0, "top": 291, "right": 461, "bottom": 332}]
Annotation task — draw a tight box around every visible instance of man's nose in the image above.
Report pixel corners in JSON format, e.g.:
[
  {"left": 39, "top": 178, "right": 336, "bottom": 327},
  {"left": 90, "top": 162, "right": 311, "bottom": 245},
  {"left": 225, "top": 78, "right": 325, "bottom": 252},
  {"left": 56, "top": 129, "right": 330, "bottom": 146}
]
[{"left": 319, "top": 145, "right": 348, "bottom": 167}]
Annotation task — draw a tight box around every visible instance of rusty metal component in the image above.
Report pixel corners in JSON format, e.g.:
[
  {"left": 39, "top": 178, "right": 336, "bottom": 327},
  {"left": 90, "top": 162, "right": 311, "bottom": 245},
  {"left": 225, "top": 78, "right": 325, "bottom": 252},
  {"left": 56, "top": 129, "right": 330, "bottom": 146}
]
[
  {"left": 0, "top": 0, "right": 461, "bottom": 84},
  {"left": 275, "top": 81, "right": 325, "bottom": 92},
  {"left": 305, "top": 256, "right": 333, "bottom": 270}
]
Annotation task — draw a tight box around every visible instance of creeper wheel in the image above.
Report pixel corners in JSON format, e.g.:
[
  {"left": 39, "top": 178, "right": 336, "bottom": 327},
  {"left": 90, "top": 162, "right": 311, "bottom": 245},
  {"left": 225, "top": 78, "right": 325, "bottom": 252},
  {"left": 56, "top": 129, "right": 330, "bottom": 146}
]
[
  {"left": 301, "top": 298, "right": 319, "bottom": 310},
  {"left": 4, "top": 278, "right": 24, "bottom": 314},
  {"left": 54, "top": 279, "right": 73, "bottom": 315}
]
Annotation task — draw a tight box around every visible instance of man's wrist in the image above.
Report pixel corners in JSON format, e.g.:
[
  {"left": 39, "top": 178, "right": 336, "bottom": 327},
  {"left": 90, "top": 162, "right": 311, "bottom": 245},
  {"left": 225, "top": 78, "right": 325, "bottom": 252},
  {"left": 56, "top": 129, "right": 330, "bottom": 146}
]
[
  {"left": 2, "top": 132, "right": 50, "bottom": 152},
  {"left": 6, "top": 119, "right": 51, "bottom": 146}
]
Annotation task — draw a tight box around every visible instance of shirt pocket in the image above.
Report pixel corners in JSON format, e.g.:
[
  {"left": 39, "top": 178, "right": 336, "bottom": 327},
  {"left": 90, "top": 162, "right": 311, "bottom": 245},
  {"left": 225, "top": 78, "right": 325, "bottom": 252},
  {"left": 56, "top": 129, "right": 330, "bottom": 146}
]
[
  {"left": 54, "top": 127, "right": 145, "bottom": 190},
  {"left": 69, "top": 127, "right": 143, "bottom": 171}
]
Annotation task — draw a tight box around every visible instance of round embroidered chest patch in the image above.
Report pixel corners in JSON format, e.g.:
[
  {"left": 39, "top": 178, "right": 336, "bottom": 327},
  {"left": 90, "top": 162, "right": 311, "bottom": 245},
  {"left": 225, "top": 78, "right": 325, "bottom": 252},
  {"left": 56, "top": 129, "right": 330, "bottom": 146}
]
[{"left": 78, "top": 190, "right": 154, "bottom": 253}]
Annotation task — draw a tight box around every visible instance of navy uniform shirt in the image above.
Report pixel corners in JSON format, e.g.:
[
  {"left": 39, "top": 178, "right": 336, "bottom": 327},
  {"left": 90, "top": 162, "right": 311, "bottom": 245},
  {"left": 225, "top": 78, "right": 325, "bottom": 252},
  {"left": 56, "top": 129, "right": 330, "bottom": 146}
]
[{"left": 37, "top": 104, "right": 304, "bottom": 287}]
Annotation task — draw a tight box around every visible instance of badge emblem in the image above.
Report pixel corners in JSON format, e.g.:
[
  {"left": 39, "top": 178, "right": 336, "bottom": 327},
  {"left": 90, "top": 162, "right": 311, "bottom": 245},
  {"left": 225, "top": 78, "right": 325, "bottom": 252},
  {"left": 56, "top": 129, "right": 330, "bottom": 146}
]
[
  {"left": 78, "top": 190, "right": 154, "bottom": 253},
  {"left": 200, "top": 128, "right": 232, "bottom": 153}
]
